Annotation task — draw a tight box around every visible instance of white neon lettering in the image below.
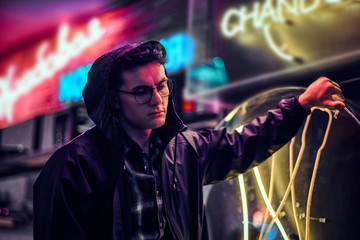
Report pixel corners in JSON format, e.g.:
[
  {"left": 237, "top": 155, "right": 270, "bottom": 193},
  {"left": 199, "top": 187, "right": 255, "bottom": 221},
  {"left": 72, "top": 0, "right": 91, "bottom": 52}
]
[
  {"left": 241, "top": 4, "right": 261, "bottom": 32},
  {"left": 221, "top": 0, "right": 340, "bottom": 61},
  {"left": 259, "top": 0, "right": 279, "bottom": 26},
  {"left": 264, "top": 24, "right": 294, "bottom": 61},
  {"left": 222, "top": 0, "right": 334, "bottom": 35},
  {"left": 221, "top": 4, "right": 263, "bottom": 38},
  {"left": 300, "top": 0, "right": 321, "bottom": 14},
  {"left": 277, "top": 0, "right": 298, "bottom": 22},
  {"left": 221, "top": 8, "right": 243, "bottom": 37},
  {"left": 0, "top": 18, "right": 105, "bottom": 122}
]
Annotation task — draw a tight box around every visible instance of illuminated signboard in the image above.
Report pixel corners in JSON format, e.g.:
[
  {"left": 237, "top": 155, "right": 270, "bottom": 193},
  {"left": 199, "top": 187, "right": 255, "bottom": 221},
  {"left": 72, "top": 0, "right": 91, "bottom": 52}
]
[
  {"left": 221, "top": 0, "right": 342, "bottom": 61},
  {"left": 0, "top": 19, "right": 105, "bottom": 128},
  {"left": 0, "top": 4, "right": 158, "bottom": 129},
  {"left": 209, "top": 0, "right": 360, "bottom": 84},
  {"left": 189, "top": 57, "right": 228, "bottom": 91},
  {"left": 59, "top": 64, "right": 92, "bottom": 102},
  {"left": 160, "top": 33, "right": 195, "bottom": 73}
]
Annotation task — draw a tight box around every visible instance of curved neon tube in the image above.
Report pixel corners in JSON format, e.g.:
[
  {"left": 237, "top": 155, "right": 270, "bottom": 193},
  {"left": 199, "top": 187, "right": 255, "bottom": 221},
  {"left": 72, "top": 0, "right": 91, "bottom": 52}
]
[
  {"left": 263, "top": 24, "right": 294, "bottom": 62},
  {"left": 259, "top": 153, "right": 276, "bottom": 240},
  {"left": 253, "top": 167, "right": 289, "bottom": 240},
  {"left": 289, "top": 137, "right": 302, "bottom": 240},
  {"left": 270, "top": 112, "right": 313, "bottom": 225},
  {"left": 305, "top": 108, "right": 333, "bottom": 240},
  {"left": 239, "top": 175, "right": 249, "bottom": 240}
]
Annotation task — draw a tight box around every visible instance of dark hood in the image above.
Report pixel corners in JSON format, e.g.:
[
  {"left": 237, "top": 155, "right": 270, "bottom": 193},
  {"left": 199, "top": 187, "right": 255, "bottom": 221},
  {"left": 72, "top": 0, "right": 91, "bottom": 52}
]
[{"left": 82, "top": 41, "right": 186, "bottom": 146}]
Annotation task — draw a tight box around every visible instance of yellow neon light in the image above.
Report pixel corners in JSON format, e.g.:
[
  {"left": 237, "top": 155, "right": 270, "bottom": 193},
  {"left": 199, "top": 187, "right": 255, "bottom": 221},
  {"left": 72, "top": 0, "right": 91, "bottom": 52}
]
[
  {"left": 259, "top": 154, "right": 276, "bottom": 240},
  {"left": 277, "top": 0, "right": 299, "bottom": 22},
  {"left": 221, "top": 0, "right": 337, "bottom": 36},
  {"left": 325, "top": 0, "right": 341, "bottom": 3},
  {"left": 253, "top": 167, "right": 289, "bottom": 240},
  {"left": 300, "top": 0, "right": 321, "bottom": 14},
  {"left": 220, "top": 0, "right": 341, "bottom": 60},
  {"left": 305, "top": 108, "right": 333, "bottom": 240},
  {"left": 263, "top": 24, "right": 294, "bottom": 61},
  {"left": 221, "top": 8, "right": 243, "bottom": 37},
  {"left": 289, "top": 137, "right": 302, "bottom": 240},
  {"left": 270, "top": 113, "right": 313, "bottom": 225},
  {"left": 239, "top": 175, "right": 249, "bottom": 240},
  {"left": 263, "top": 108, "right": 333, "bottom": 239}
]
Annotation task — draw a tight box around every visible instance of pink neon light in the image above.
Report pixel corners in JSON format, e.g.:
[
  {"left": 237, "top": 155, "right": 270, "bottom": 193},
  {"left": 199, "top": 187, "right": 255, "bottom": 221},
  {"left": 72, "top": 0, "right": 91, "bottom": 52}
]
[
  {"left": 0, "top": 3, "right": 154, "bottom": 129},
  {"left": 0, "top": 18, "right": 106, "bottom": 128}
]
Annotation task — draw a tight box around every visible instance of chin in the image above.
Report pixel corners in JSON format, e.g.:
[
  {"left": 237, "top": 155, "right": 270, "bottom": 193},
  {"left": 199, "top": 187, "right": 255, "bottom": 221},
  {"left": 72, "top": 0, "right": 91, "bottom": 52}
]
[{"left": 150, "top": 118, "right": 166, "bottom": 129}]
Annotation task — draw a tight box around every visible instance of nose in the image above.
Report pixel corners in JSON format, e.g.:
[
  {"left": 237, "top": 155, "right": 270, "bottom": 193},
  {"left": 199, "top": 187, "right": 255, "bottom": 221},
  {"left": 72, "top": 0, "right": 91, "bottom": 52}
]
[{"left": 149, "top": 88, "right": 163, "bottom": 105}]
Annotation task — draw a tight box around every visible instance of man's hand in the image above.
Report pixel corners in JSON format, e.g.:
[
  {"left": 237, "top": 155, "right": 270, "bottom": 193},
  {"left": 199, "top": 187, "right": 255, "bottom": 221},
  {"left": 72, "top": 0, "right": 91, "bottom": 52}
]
[{"left": 298, "top": 77, "right": 345, "bottom": 111}]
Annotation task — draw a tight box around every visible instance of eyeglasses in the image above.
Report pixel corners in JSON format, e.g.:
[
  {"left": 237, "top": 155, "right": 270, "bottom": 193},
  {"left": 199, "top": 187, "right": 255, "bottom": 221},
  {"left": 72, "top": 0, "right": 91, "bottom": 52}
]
[{"left": 113, "top": 79, "right": 174, "bottom": 104}]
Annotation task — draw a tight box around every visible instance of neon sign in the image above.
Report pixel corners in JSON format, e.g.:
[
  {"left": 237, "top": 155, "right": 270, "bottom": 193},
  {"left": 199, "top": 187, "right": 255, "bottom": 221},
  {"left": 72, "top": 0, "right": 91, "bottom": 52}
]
[
  {"left": 160, "top": 33, "right": 195, "bottom": 73},
  {"left": 221, "top": 0, "right": 342, "bottom": 61},
  {"left": 0, "top": 18, "right": 105, "bottom": 126},
  {"left": 189, "top": 57, "right": 228, "bottom": 90},
  {"left": 59, "top": 64, "right": 92, "bottom": 102}
]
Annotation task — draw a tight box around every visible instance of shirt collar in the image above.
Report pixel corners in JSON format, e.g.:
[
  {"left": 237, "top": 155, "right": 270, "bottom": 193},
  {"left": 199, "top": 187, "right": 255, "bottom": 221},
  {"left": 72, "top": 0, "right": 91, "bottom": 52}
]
[{"left": 124, "top": 130, "right": 163, "bottom": 158}]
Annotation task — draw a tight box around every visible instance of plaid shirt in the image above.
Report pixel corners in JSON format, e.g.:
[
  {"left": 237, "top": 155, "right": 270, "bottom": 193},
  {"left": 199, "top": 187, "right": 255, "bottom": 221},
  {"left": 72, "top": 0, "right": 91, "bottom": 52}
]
[{"left": 124, "top": 132, "right": 169, "bottom": 240}]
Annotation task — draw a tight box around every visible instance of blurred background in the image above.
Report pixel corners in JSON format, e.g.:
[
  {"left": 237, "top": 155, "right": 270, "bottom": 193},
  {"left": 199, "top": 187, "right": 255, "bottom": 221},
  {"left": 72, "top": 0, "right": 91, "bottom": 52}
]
[{"left": 0, "top": 0, "right": 359, "bottom": 239}]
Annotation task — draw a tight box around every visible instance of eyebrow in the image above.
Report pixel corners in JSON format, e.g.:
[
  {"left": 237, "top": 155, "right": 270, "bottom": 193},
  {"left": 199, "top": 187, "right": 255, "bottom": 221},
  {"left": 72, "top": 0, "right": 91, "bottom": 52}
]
[{"left": 131, "top": 77, "right": 168, "bottom": 91}]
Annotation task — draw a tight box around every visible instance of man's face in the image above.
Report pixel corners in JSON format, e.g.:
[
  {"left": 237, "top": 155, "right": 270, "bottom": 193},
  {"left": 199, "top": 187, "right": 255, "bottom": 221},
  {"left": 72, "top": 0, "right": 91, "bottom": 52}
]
[{"left": 115, "top": 62, "right": 169, "bottom": 131}]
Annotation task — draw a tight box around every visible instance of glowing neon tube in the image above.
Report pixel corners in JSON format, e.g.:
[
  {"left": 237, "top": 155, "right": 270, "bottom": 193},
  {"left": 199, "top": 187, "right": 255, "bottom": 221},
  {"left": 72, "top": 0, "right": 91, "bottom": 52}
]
[
  {"left": 253, "top": 167, "right": 289, "bottom": 240},
  {"left": 270, "top": 113, "right": 312, "bottom": 225},
  {"left": 289, "top": 137, "right": 302, "bottom": 240},
  {"left": 259, "top": 154, "right": 276, "bottom": 240},
  {"left": 239, "top": 175, "right": 249, "bottom": 240},
  {"left": 305, "top": 108, "right": 333, "bottom": 240},
  {"left": 263, "top": 24, "right": 294, "bottom": 62}
]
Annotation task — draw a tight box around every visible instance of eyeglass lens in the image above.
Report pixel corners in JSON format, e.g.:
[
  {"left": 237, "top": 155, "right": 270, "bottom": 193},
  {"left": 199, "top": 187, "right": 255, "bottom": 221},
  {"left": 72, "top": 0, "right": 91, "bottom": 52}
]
[{"left": 135, "top": 80, "right": 173, "bottom": 104}]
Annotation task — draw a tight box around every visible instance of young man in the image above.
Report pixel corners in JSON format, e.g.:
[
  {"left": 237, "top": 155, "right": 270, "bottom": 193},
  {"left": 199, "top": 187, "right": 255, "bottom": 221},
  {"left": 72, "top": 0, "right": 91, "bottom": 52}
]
[{"left": 33, "top": 41, "right": 345, "bottom": 239}]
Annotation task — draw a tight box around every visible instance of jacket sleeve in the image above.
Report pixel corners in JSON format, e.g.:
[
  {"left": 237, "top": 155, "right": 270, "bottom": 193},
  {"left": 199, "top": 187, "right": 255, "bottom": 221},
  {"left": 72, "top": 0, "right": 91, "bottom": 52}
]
[
  {"left": 33, "top": 144, "right": 99, "bottom": 240},
  {"left": 193, "top": 97, "right": 310, "bottom": 184}
]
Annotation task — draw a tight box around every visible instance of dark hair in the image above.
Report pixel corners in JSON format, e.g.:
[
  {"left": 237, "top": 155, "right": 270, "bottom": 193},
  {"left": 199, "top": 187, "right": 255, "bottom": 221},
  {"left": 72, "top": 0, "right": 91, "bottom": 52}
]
[{"left": 108, "top": 40, "right": 167, "bottom": 89}]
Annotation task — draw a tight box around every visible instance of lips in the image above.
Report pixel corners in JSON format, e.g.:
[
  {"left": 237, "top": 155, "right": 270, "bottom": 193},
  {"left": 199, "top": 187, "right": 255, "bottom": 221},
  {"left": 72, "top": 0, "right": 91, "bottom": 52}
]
[{"left": 148, "top": 110, "right": 165, "bottom": 117}]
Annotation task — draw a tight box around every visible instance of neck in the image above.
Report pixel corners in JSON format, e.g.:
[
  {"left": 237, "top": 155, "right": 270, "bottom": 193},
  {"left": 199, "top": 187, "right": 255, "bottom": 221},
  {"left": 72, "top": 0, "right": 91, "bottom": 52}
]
[
  {"left": 119, "top": 117, "right": 152, "bottom": 154},
  {"left": 130, "top": 129, "right": 152, "bottom": 151}
]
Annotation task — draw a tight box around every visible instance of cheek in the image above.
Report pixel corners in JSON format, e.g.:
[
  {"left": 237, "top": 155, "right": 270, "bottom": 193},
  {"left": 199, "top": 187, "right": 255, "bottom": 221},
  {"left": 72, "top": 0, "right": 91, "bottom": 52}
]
[
  {"left": 164, "top": 97, "right": 169, "bottom": 110},
  {"left": 119, "top": 98, "right": 144, "bottom": 118},
  {"left": 122, "top": 104, "right": 146, "bottom": 119}
]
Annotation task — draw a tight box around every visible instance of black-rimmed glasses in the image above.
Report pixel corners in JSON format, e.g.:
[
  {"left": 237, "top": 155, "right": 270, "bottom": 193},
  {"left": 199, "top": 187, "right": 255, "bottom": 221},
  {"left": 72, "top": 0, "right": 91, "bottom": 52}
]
[{"left": 113, "top": 79, "right": 174, "bottom": 104}]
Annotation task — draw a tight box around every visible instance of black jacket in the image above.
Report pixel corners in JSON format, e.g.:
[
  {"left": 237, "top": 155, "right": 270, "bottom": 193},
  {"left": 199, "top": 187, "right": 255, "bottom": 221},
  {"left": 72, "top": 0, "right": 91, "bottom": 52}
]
[{"left": 33, "top": 42, "right": 309, "bottom": 239}]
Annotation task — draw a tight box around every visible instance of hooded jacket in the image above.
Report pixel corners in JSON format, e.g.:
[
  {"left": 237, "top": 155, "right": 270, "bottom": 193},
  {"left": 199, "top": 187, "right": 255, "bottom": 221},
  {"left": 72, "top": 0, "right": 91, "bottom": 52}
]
[{"left": 33, "top": 41, "right": 309, "bottom": 240}]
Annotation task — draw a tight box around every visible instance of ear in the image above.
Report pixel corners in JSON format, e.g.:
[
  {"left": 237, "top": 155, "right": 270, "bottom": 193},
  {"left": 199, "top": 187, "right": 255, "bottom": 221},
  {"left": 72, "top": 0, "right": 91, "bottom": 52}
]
[{"left": 108, "top": 91, "right": 121, "bottom": 109}]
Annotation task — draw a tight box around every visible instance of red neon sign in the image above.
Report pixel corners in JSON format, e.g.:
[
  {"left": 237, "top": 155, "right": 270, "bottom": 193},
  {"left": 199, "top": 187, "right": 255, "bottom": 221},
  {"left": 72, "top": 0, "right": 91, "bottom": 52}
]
[
  {"left": 0, "top": 18, "right": 105, "bottom": 129},
  {"left": 0, "top": 5, "right": 152, "bottom": 129}
]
